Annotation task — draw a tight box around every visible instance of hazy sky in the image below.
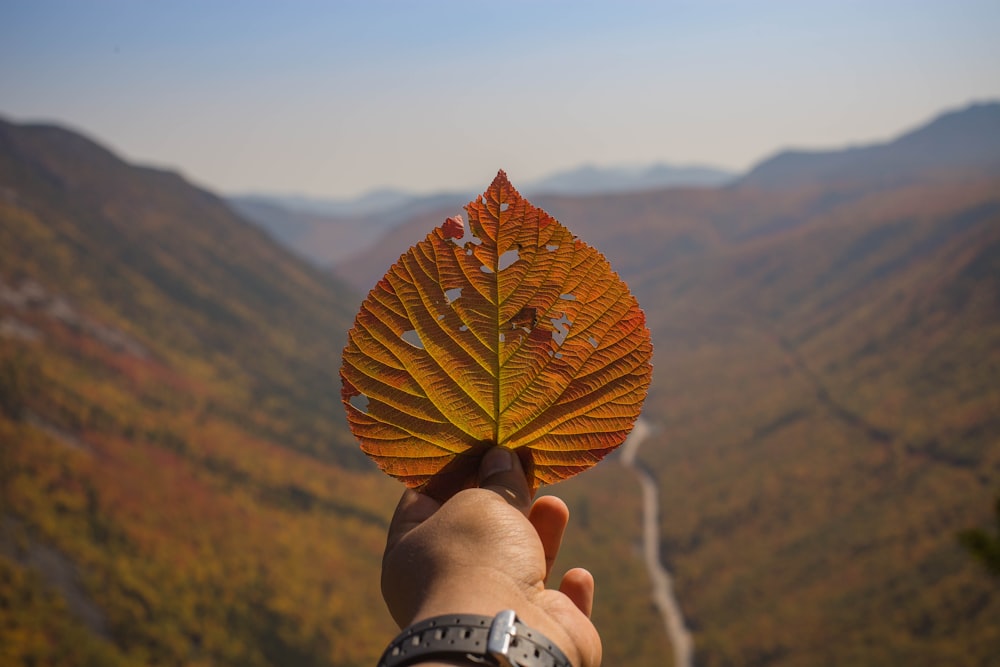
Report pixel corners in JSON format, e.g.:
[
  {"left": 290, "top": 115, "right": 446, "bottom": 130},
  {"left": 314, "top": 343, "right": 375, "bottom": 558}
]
[{"left": 2, "top": 1, "right": 999, "bottom": 199}]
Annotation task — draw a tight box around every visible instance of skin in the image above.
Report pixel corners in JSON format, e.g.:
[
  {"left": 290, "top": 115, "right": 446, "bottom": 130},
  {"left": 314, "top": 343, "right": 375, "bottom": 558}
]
[{"left": 382, "top": 447, "right": 603, "bottom": 667}]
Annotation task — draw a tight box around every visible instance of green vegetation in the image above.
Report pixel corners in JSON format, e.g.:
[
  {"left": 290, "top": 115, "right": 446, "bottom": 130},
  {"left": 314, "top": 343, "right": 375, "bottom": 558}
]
[
  {"left": 959, "top": 494, "right": 1000, "bottom": 577},
  {"left": 0, "top": 553, "right": 124, "bottom": 667}
]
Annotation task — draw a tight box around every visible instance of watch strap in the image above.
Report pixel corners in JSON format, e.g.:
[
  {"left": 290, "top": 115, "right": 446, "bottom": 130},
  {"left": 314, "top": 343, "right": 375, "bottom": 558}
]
[{"left": 378, "top": 611, "right": 572, "bottom": 667}]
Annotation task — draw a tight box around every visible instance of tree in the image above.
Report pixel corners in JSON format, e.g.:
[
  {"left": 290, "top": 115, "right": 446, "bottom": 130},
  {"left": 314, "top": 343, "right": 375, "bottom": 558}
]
[{"left": 958, "top": 494, "right": 1000, "bottom": 577}]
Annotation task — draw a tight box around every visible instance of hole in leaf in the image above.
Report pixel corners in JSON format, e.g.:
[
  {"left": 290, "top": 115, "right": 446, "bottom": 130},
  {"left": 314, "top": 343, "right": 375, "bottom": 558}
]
[
  {"left": 349, "top": 393, "right": 369, "bottom": 413},
  {"left": 555, "top": 352, "right": 563, "bottom": 359},
  {"left": 445, "top": 288, "right": 462, "bottom": 303},
  {"left": 546, "top": 244, "right": 559, "bottom": 252},
  {"left": 498, "top": 248, "right": 519, "bottom": 271},
  {"left": 480, "top": 264, "right": 494, "bottom": 274},
  {"left": 550, "top": 313, "right": 572, "bottom": 347},
  {"left": 559, "top": 293, "right": 577, "bottom": 301},
  {"left": 401, "top": 329, "right": 423, "bottom": 348},
  {"left": 459, "top": 324, "right": 469, "bottom": 332},
  {"left": 499, "top": 333, "right": 506, "bottom": 342},
  {"left": 588, "top": 335, "right": 599, "bottom": 348},
  {"left": 464, "top": 233, "right": 484, "bottom": 256},
  {"left": 437, "top": 314, "right": 445, "bottom": 321},
  {"left": 500, "top": 202, "right": 510, "bottom": 212}
]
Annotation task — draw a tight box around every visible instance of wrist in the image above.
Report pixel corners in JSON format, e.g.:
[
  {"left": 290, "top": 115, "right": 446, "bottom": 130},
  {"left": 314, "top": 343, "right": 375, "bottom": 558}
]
[
  {"left": 406, "top": 585, "right": 584, "bottom": 667},
  {"left": 409, "top": 569, "right": 530, "bottom": 625}
]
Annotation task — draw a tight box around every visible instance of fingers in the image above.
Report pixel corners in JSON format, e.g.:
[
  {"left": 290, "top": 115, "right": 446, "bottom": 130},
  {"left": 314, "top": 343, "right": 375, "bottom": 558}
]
[
  {"left": 477, "top": 447, "right": 532, "bottom": 514},
  {"left": 558, "top": 567, "right": 595, "bottom": 618},
  {"left": 529, "top": 495, "right": 569, "bottom": 583},
  {"left": 387, "top": 446, "right": 533, "bottom": 555}
]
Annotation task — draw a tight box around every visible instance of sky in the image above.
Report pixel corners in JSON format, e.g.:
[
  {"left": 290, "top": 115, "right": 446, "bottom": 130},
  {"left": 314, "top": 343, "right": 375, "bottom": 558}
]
[{"left": 2, "top": 1, "right": 999, "bottom": 200}]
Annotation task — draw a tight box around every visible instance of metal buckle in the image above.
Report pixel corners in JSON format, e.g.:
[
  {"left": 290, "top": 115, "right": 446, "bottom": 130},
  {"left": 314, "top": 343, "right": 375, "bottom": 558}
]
[{"left": 486, "top": 609, "right": 519, "bottom": 667}]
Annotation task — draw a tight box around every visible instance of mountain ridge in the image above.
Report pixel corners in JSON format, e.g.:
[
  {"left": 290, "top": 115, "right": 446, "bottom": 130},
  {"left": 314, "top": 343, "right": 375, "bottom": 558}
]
[
  {"left": 226, "top": 161, "right": 736, "bottom": 267},
  {"left": 739, "top": 100, "right": 1000, "bottom": 189},
  {"left": 0, "top": 117, "right": 366, "bottom": 463},
  {"left": 231, "top": 161, "right": 737, "bottom": 219},
  {"left": 0, "top": 117, "right": 671, "bottom": 667},
  {"left": 333, "top": 100, "right": 1000, "bottom": 294},
  {"left": 523, "top": 162, "right": 736, "bottom": 195},
  {"left": 0, "top": 116, "right": 406, "bottom": 666},
  {"left": 3, "top": 98, "right": 1000, "bottom": 666},
  {"left": 327, "top": 102, "right": 1000, "bottom": 664}
]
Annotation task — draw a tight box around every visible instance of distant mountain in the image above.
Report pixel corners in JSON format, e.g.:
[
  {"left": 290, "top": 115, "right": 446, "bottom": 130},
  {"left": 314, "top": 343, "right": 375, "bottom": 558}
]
[
  {"left": 335, "top": 101, "right": 1000, "bottom": 293},
  {"left": 0, "top": 118, "right": 400, "bottom": 665},
  {"left": 233, "top": 161, "right": 734, "bottom": 221},
  {"left": 226, "top": 190, "right": 471, "bottom": 265},
  {"left": 232, "top": 187, "right": 425, "bottom": 218},
  {"left": 524, "top": 162, "right": 735, "bottom": 195},
  {"left": 740, "top": 100, "right": 1000, "bottom": 189},
  {"left": 234, "top": 102, "right": 1000, "bottom": 270},
  {"left": 227, "top": 162, "right": 735, "bottom": 266}
]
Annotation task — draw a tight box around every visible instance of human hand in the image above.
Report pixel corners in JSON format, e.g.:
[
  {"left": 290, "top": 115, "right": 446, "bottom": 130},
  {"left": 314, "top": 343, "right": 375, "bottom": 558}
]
[{"left": 381, "top": 447, "right": 602, "bottom": 667}]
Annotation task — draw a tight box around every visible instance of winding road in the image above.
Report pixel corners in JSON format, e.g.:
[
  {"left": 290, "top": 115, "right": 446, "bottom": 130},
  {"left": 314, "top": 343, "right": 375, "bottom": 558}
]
[{"left": 620, "top": 419, "right": 694, "bottom": 667}]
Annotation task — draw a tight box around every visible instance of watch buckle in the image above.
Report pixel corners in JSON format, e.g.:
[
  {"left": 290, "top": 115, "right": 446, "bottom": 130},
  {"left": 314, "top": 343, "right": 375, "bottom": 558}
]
[{"left": 487, "top": 609, "right": 519, "bottom": 667}]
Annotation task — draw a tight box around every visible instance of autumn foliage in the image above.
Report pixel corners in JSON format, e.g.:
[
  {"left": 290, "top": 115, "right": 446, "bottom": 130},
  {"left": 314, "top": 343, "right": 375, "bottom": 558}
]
[
  {"left": 341, "top": 171, "right": 652, "bottom": 496},
  {"left": 0, "top": 120, "right": 399, "bottom": 667},
  {"left": 5, "top": 108, "right": 1000, "bottom": 667}
]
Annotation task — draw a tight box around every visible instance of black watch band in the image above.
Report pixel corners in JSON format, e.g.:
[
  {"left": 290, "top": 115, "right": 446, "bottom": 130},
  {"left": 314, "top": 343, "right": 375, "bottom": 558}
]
[{"left": 377, "top": 610, "right": 572, "bottom": 667}]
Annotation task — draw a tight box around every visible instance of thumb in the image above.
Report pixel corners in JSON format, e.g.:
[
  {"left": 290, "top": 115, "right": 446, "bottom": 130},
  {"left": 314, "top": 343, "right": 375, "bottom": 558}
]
[{"left": 477, "top": 447, "right": 532, "bottom": 514}]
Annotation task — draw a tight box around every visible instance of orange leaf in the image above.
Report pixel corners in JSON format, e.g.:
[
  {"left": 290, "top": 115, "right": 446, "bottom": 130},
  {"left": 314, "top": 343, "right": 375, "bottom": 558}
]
[{"left": 341, "top": 171, "right": 652, "bottom": 497}]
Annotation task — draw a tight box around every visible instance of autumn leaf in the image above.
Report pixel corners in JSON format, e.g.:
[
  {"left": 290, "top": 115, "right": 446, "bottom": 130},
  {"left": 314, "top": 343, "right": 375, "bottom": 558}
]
[{"left": 341, "top": 171, "right": 652, "bottom": 497}]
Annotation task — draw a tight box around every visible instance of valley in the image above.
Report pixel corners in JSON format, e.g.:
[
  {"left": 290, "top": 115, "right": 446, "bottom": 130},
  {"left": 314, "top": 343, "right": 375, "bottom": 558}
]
[
  {"left": 620, "top": 418, "right": 694, "bottom": 667},
  {"left": 327, "top": 101, "right": 1000, "bottom": 666},
  {"left": 2, "top": 101, "right": 999, "bottom": 666}
]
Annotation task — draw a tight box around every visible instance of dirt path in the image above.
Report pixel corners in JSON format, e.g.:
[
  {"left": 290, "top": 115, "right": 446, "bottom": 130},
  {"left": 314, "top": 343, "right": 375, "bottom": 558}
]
[{"left": 620, "top": 419, "right": 694, "bottom": 667}]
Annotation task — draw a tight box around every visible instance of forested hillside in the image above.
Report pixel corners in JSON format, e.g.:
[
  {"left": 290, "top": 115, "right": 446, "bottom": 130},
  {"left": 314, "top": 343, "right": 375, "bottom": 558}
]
[
  {"left": 335, "top": 102, "right": 1000, "bottom": 665},
  {"left": 0, "top": 119, "right": 668, "bottom": 667},
  {"left": 0, "top": 119, "right": 403, "bottom": 666},
  {"left": 3, "top": 101, "right": 999, "bottom": 667},
  {"left": 637, "top": 174, "right": 1000, "bottom": 665},
  {"left": 552, "top": 108, "right": 1000, "bottom": 666}
]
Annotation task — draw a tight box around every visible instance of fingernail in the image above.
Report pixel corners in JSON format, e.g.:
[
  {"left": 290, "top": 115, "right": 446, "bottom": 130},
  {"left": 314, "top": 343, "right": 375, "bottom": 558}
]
[{"left": 480, "top": 447, "right": 513, "bottom": 480}]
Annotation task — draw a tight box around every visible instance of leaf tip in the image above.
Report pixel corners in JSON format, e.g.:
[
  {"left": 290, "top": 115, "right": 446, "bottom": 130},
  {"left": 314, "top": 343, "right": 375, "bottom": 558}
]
[{"left": 490, "top": 169, "right": 519, "bottom": 197}]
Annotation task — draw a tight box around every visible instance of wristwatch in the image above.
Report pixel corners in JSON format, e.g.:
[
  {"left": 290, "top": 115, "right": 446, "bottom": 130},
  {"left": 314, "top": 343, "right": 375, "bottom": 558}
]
[{"left": 377, "top": 609, "right": 572, "bottom": 667}]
